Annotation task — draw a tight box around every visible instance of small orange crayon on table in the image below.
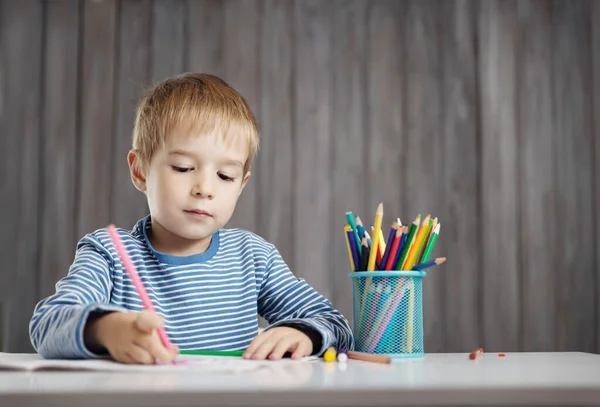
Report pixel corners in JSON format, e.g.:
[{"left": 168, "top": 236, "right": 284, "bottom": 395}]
[
  {"left": 347, "top": 351, "right": 392, "bottom": 364},
  {"left": 469, "top": 347, "right": 483, "bottom": 360}
]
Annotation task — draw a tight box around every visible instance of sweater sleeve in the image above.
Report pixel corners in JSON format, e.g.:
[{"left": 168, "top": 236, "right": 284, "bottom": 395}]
[
  {"left": 257, "top": 246, "right": 354, "bottom": 355},
  {"left": 29, "top": 235, "right": 127, "bottom": 359}
]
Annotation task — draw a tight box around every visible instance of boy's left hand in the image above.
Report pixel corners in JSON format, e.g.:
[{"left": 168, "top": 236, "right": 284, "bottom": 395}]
[{"left": 243, "top": 326, "right": 313, "bottom": 360}]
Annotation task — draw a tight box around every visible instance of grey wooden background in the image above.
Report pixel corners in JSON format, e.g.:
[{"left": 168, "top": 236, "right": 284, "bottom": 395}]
[{"left": 1, "top": 0, "right": 599, "bottom": 354}]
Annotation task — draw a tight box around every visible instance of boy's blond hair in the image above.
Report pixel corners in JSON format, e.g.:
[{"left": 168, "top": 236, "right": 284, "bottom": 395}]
[{"left": 132, "top": 72, "right": 259, "bottom": 175}]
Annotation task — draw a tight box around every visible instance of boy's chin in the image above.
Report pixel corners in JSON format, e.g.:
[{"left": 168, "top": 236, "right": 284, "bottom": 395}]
[{"left": 175, "top": 224, "right": 220, "bottom": 241}]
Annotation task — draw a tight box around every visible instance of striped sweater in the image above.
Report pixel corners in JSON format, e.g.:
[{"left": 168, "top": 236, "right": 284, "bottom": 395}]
[{"left": 29, "top": 216, "right": 353, "bottom": 359}]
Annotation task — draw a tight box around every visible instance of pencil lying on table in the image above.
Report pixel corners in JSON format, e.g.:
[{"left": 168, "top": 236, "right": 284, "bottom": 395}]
[{"left": 347, "top": 351, "right": 392, "bottom": 364}]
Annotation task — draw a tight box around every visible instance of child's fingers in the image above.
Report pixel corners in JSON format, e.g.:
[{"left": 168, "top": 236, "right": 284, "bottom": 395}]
[
  {"left": 291, "top": 341, "right": 312, "bottom": 360},
  {"left": 268, "top": 336, "right": 296, "bottom": 360},
  {"left": 143, "top": 335, "right": 177, "bottom": 364},
  {"left": 248, "top": 333, "right": 280, "bottom": 360},
  {"left": 134, "top": 310, "right": 164, "bottom": 333},
  {"left": 243, "top": 330, "right": 273, "bottom": 359},
  {"left": 127, "top": 344, "right": 155, "bottom": 365}
]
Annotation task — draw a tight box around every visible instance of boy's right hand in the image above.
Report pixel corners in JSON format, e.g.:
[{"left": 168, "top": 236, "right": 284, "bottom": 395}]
[{"left": 85, "top": 310, "right": 179, "bottom": 364}]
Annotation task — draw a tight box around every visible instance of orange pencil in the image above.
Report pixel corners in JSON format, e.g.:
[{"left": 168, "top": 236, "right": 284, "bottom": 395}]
[
  {"left": 347, "top": 351, "right": 392, "bottom": 364},
  {"left": 401, "top": 214, "right": 431, "bottom": 270}
]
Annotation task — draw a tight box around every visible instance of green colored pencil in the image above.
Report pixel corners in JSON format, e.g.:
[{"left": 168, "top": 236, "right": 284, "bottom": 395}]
[
  {"left": 395, "top": 215, "right": 420, "bottom": 270},
  {"left": 179, "top": 350, "right": 245, "bottom": 357},
  {"left": 419, "top": 223, "right": 440, "bottom": 263}
]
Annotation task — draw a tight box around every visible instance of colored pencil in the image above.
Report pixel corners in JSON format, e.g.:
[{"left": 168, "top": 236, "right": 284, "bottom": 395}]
[
  {"left": 364, "top": 230, "right": 372, "bottom": 249},
  {"left": 344, "top": 225, "right": 356, "bottom": 271},
  {"left": 377, "top": 227, "right": 387, "bottom": 266},
  {"left": 367, "top": 203, "right": 383, "bottom": 271},
  {"left": 357, "top": 218, "right": 371, "bottom": 247},
  {"left": 395, "top": 215, "right": 420, "bottom": 270},
  {"left": 107, "top": 225, "right": 173, "bottom": 350},
  {"left": 402, "top": 214, "right": 431, "bottom": 270},
  {"left": 383, "top": 226, "right": 403, "bottom": 270},
  {"left": 359, "top": 236, "right": 370, "bottom": 271},
  {"left": 412, "top": 257, "right": 446, "bottom": 271},
  {"left": 391, "top": 226, "right": 408, "bottom": 270},
  {"left": 419, "top": 223, "right": 440, "bottom": 264},
  {"left": 417, "top": 217, "right": 437, "bottom": 264},
  {"left": 347, "top": 350, "right": 392, "bottom": 364},
  {"left": 346, "top": 212, "right": 362, "bottom": 255},
  {"left": 346, "top": 225, "right": 360, "bottom": 271}
]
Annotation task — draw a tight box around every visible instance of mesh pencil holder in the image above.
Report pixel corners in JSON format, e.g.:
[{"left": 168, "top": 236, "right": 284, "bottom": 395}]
[{"left": 348, "top": 271, "right": 426, "bottom": 358}]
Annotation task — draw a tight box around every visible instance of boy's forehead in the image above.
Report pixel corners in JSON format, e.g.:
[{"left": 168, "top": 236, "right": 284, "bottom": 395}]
[{"left": 164, "top": 126, "right": 249, "bottom": 160}]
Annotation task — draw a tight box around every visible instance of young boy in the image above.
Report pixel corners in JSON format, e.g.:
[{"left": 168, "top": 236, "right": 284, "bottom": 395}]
[{"left": 29, "top": 73, "right": 353, "bottom": 364}]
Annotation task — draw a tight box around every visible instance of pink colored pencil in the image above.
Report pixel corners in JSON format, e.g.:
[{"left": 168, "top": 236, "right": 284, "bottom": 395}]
[{"left": 106, "top": 224, "right": 173, "bottom": 350}]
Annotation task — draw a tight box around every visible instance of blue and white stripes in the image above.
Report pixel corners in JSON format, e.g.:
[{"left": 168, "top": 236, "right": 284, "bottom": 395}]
[{"left": 29, "top": 216, "right": 354, "bottom": 358}]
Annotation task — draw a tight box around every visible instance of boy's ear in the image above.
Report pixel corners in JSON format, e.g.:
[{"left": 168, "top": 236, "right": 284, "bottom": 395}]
[
  {"left": 127, "top": 150, "right": 147, "bottom": 192},
  {"left": 239, "top": 171, "right": 251, "bottom": 196}
]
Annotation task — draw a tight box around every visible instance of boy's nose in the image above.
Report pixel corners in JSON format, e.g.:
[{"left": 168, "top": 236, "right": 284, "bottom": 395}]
[{"left": 191, "top": 176, "right": 214, "bottom": 199}]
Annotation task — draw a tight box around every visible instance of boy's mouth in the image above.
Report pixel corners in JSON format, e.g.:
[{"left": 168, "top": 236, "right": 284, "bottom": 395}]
[{"left": 184, "top": 209, "right": 213, "bottom": 218}]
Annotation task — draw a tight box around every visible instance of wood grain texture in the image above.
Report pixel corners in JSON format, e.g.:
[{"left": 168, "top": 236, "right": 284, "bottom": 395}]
[
  {"left": 76, "top": 0, "right": 118, "bottom": 238},
  {"left": 188, "top": 0, "right": 223, "bottom": 75},
  {"left": 259, "top": 0, "right": 293, "bottom": 265},
  {"left": 39, "top": 0, "right": 80, "bottom": 300},
  {"left": 552, "top": 0, "right": 596, "bottom": 353},
  {"left": 293, "top": 1, "right": 333, "bottom": 301},
  {"left": 111, "top": 0, "right": 151, "bottom": 228},
  {"left": 478, "top": 0, "right": 520, "bottom": 352},
  {"left": 440, "top": 0, "right": 480, "bottom": 352},
  {"left": 0, "top": 1, "right": 21, "bottom": 340},
  {"left": 222, "top": 0, "right": 260, "bottom": 234},
  {"left": 593, "top": 0, "right": 600, "bottom": 354},
  {"left": 0, "top": 0, "right": 43, "bottom": 352},
  {"left": 517, "top": 0, "right": 556, "bottom": 352},
  {"left": 151, "top": 0, "right": 186, "bottom": 81},
  {"left": 402, "top": 0, "right": 445, "bottom": 352},
  {"left": 1, "top": 0, "right": 599, "bottom": 354},
  {"left": 330, "top": 0, "right": 368, "bottom": 318},
  {"left": 366, "top": 0, "right": 403, "bottom": 243}
]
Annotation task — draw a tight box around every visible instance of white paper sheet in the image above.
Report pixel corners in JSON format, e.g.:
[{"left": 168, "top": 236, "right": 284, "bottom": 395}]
[{"left": 0, "top": 352, "right": 317, "bottom": 373}]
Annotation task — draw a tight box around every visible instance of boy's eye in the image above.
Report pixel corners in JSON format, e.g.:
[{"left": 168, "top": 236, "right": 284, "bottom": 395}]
[
  {"left": 218, "top": 173, "right": 235, "bottom": 182},
  {"left": 171, "top": 165, "right": 192, "bottom": 173}
]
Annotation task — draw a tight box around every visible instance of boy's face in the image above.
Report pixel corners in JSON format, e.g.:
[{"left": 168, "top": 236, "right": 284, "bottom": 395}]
[{"left": 129, "top": 128, "right": 250, "bottom": 251}]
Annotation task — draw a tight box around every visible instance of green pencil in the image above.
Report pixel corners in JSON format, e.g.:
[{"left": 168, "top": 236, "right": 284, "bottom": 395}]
[
  {"left": 179, "top": 350, "right": 245, "bottom": 357},
  {"left": 395, "top": 214, "right": 420, "bottom": 270},
  {"left": 419, "top": 223, "right": 440, "bottom": 263}
]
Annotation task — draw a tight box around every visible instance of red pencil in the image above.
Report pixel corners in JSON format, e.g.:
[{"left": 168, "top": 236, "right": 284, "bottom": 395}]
[{"left": 384, "top": 227, "right": 403, "bottom": 270}]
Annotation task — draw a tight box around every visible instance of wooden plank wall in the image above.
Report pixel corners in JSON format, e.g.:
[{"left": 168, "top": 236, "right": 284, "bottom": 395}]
[{"left": 0, "top": 0, "right": 598, "bottom": 354}]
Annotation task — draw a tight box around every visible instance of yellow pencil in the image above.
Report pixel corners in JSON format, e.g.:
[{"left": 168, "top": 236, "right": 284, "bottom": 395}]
[
  {"left": 344, "top": 224, "right": 355, "bottom": 271},
  {"left": 370, "top": 225, "right": 387, "bottom": 261},
  {"left": 401, "top": 214, "right": 431, "bottom": 270},
  {"left": 378, "top": 228, "right": 386, "bottom": 257},
  {"left": 367, "top": 203, "right": 383, "bottom": 271}
]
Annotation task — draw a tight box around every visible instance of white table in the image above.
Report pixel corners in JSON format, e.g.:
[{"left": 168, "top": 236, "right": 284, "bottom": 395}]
[{"left": 1, "top": 352, "right": 599, "bottom": 407}]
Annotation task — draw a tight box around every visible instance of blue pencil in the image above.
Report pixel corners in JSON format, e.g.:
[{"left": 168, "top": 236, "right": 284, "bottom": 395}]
[
  {"left": 379, "top": 225, "right": 398, "bottom": 270},
  {"left": 346, "top": 228, "right": 360, "bottom": 272},
  {"left": 411, "top": 257, "right": 446, "bottom": 271}
]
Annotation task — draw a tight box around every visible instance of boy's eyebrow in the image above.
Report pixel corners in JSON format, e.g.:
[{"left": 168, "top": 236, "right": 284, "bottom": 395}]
[
  {"left": 219, "top": 159, "right": 244, "bottom": 168},
  {"left": 168, "top": 150, "right": 244, "bottom": 168},
  {"left": 168, "top": 149, "right": 194, "bottom": 157}
]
